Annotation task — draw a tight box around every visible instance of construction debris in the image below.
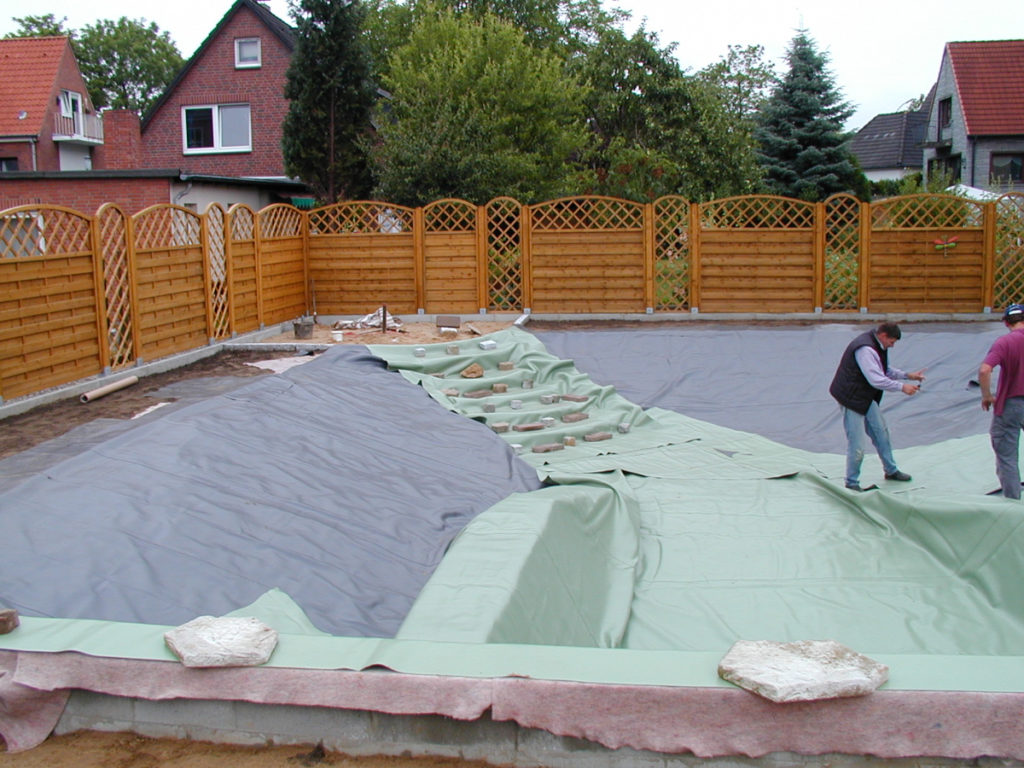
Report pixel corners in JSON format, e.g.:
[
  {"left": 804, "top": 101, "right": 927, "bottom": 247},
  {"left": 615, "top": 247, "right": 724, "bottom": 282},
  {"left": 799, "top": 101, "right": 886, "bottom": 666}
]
[{"left": 333, "top": 307, "right": 403, "bottom": 332}]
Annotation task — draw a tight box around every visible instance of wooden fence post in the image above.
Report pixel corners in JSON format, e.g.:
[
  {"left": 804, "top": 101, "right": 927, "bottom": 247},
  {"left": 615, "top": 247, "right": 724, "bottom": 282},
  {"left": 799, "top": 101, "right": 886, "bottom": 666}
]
[
  {"left": 300, "top": 209, "right": 311, "bottom": 317},
  {"left": 476, "top": 204, "right": 488, "bottom": 313},
  {"left": 644, "top": 202, "right": 655, "bottom": 312},
  {"left": 89, "top": 212, "right": 111, "bottom": 372},
  {"left": 688, "top": 201, "right": 701, "bottom": 312},
  {"left": 859, "top": 201, "right": 872, "bottom": 311},
  {"left": 520, "top": 202, "right": 532, "bottom": 313},
  {"left": 813, "top": 202, "right": 825, "bottom": 312},
  {"left": 200, "top": 211, "right": 216, "bottom": 344},
  {"left": 224, "top": 207, "right": 237, "bottom": 337},
  {"left": 983, "top": 201, "right": 996, "bottom": 311},
  {"left": 413, "top": 206, "right": 425, "bottom": 312}
]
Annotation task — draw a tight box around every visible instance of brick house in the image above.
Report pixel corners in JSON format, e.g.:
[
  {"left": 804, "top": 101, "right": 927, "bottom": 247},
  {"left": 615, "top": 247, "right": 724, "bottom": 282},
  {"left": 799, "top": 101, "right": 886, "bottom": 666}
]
[
  {"left": 134, "top": 0, "right": 302, "bottom": 210},
  {"left": 0, "top": 36, "right": 103, "bottom": 173},
  {"left": 922, "top": 39, "right": 1024, "bottom": 192}
]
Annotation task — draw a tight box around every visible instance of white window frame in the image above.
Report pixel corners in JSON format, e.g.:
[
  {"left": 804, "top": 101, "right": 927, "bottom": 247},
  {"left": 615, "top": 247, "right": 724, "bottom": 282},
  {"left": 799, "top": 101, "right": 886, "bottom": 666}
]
[
  {"left": 234, "top": 37, "right": 261, "bottom": 69},
  {"left": 181, "top": 104, "right": 252, "bottom": 154}
]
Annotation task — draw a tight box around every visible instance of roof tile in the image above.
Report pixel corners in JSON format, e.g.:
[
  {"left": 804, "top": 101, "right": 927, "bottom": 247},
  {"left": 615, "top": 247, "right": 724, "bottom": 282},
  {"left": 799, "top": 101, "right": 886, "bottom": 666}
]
[
  {"left": 947, "top": 40, "right": 1024, "bottom": 135},
  {"left": 0, "top": 36, "right": 70, "bottom": 137}
]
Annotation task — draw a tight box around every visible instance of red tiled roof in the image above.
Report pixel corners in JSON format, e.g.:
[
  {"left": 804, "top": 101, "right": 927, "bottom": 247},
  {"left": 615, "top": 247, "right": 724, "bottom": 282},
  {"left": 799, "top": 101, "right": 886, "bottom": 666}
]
[
  {"left": 0, "top": 36, "right": 69, "bottom": 137},
  {"left": 947, "top": 40, "right": 1024, "bottom": 136}
]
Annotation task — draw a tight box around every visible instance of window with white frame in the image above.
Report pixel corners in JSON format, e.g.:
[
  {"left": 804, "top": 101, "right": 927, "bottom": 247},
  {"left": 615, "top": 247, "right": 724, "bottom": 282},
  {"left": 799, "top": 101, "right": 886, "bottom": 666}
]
[
  {"left": 235, "top": 37, "right": 261, "bottom": 68},
  {"left": 182, "top": 104, "right": 251, "bottom": 153}
]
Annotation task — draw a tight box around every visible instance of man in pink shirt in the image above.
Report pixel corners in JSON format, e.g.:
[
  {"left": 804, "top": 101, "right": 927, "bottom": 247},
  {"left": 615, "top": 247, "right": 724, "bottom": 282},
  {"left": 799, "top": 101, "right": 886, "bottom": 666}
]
[{"left": 980, "top": 304, "right": 1024, "bottom": 498}]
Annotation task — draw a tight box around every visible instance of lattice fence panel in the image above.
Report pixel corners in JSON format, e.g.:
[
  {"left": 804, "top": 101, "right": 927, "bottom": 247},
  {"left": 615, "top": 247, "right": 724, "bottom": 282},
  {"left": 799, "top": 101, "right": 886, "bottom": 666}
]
[
  {"left": 424, "top": 199, "right": 476, "bottom": 232},
  {"left": 230, "top": 205, "right": 255, "bottom": 241},
  {"left": 654, "top": 196, "right": 690, "bottom": 311},
  {"left": 96, "top": 204, "right": 134, "bottom": 368},
  {"left": 206, "top": 204, "right": 230, "bottom": 339},
  {"left": 486, "top": 197, "right": 522, "bottom": 311},
  {"left": 824, "top": 194, "right": 860, "bottom": 311},
  {"left": 259, "top": 205, "right": 304, "bottom": 238},
  {"left": 309, "top": 203, "right": 414, "bottom": 235},
  {"left": 700, "top": 195, "right": 815, "bottom": 229},
  {"left": 871, "top": 194, "right": 982, "bottom": 229},
  {"left": 995, "top": 193, "right": 1024, "bottom": 309},
  {"left": 531, "top": 196, "right": 644, "bottom": 231},
  {"left": 134, "top": 206, "right": 200, "bottom": 249},
  {"left": 0, "top": 206, "right": 91, "bottom": 258}
]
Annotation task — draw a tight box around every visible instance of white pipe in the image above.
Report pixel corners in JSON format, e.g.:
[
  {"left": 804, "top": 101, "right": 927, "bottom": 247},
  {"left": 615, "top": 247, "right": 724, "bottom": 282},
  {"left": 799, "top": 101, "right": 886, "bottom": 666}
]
[{"left": 80, "top": 375, "right": 139, "bottom": 403}]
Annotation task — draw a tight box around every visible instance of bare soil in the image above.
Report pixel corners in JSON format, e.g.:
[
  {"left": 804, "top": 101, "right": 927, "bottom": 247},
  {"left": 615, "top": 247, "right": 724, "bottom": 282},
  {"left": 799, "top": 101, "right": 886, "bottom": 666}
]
[
  {"left": 0, "top": 321, "right": 515, "bottom": 765},
  {"left": 0, "top": 731, "right": 501, "bottom": 767}
]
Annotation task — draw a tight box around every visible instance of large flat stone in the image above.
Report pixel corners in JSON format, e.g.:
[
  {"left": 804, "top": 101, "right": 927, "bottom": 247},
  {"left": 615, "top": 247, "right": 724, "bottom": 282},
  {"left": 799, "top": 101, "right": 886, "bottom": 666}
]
[
  {"left": 164, "top": 616, "right": 279, "bottom": 668},
  {"left": 718, "top": 639, "right": 889, "bottom": 703}
]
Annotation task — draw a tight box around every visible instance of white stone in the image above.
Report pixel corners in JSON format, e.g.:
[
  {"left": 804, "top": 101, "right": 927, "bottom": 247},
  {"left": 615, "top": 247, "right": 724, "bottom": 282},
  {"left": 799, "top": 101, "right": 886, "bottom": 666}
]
[
  {"left": 164, "top": 616, "right": 279, "bottom": 668},
  {"left": 717, "top": 639, "right": 888, "bottom": 703},
  {"left": 478, "top": 339, "right": 497, "bottom": 350}
]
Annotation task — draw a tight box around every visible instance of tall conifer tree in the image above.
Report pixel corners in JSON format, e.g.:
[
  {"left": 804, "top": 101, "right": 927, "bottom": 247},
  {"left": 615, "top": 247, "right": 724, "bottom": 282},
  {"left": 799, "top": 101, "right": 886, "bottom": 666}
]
[
  {"left": 754, "top": 30, "right": 861, "bottom": 201},
  {"left": 282, "top": 0, "right": 377, "bottom": 202}
]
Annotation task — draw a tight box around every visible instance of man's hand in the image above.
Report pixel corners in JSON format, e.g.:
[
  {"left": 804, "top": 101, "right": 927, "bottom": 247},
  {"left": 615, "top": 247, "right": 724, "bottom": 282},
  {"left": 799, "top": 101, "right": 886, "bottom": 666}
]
[
  {"left": 907, "top": 369, "right": 926, "bottom": 382},
  {"left": 982, "top": 392, "right": 996, "bottom": 411},
  {"left": 901, "top": 383, "right": 920, "bottom": 395}
]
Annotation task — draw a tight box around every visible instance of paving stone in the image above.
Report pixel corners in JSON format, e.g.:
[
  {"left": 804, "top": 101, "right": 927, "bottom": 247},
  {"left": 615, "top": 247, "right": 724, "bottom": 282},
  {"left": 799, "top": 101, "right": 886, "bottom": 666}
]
[
  {"left": 413, "top": 347, "right": 426, "bottom": 357},
  {"left": 513, "top": 422, "right": 546, "bottom": 432},
  {"left": 460, "top": 363, "right": 484, "bottom": 378},
  {"left": 492, "top": 383, "right": 508, "bottom": 393},
  {"left": 522, "top": 379, "right": 534, "bottom": 389},
  {"left": 441, "top": 388, "right": 459, "bottom": 397},
  {"left": 584, "top": 431, "right": 613, "bottom": 442},
  {"left": 498, "top": 361, "right": 515, "bottom": 371},
  {"left": 540, "top": 394, "right": 560, "bottom": 404},
  {"left": 463, "top": 389, "right": 492, "bottom": 399},
  {"left": 562, "top": 436, "right": 577, "bottom": 446},
  {"left": 0, "top": 608, "right": 19, "bottom": 634},
  {"left": 560, "top": 393, "right": 589, "bottom": 403},
  {"left": 482, "top": 403, "right": 496, "bottom": 413},
  {"left": 532, "top": 442, "right": 565, "bottom": 453},
  {"left": 445, "top": 344, "right": 460, "bottom": 355},
  {"left": 562, "top": 412, "right": 589, "bottom": 423},
  {"left": 478, "top": 339, "right": 497, "bottom": 350},
  {"left": 617, "top": 422, "right": 632, "bottom": 433},
  {"left": 510, "top": 399, "right": 523, "bottom": 410},
  {"left": 540, "top": 417, "right": 556, "bottom": 427},
  {"left": 491, "top": 422, "right": 510, "bottom": 433}
]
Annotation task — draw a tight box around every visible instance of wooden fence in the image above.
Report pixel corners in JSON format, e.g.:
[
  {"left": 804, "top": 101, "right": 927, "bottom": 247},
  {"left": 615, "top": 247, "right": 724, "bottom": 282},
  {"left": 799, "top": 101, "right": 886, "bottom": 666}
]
[{"left": 2, "top": 192, "right": 1024, "bottom": 401}]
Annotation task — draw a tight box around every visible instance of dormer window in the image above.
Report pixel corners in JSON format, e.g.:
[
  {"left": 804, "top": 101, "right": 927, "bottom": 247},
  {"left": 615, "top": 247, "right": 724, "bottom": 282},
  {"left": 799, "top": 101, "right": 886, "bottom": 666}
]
[{"left": 235, "top": 37, "right": 261, "bottom": 69}]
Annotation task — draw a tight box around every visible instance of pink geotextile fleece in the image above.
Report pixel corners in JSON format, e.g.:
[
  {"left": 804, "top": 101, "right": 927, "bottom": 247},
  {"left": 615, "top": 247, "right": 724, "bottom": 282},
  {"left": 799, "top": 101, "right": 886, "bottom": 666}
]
[
  {"left": 491, "top": 677, "right": 1024, "bottom": 759},
  {"left": 7, "top": 650, "right": 1024, "bottom": 759},
  {"left": 0, "top": 651, "right": 70, "bottom": 752}
]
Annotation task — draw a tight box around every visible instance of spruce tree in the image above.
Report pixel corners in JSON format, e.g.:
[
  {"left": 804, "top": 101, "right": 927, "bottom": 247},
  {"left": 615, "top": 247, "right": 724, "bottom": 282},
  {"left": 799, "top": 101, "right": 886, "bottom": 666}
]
[
  {"left": 754, "top": 30, "right": 860, "bottom": 201},
  {"left": 282, "top": 0, "right": 377, "bottom": 202}
]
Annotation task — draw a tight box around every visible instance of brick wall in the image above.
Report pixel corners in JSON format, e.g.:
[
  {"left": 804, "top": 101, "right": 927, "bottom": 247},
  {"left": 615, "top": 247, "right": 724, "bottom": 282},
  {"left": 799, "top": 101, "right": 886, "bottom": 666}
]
[
  {"left": 141, "top": 5, "right": 292, "bottom": 177},
  {"left": 0, "top": 177, "right": 170, "bottom": 215},
  {"left": 93, "top": 110, "right": 143, "bottom": 170}
]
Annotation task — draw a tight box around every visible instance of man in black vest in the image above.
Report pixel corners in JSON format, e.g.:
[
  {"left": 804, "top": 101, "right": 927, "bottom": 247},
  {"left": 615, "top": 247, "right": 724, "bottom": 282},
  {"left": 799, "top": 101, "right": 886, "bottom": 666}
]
[{"left": 829, "top": 323, "right": 925, "bottom": 491}]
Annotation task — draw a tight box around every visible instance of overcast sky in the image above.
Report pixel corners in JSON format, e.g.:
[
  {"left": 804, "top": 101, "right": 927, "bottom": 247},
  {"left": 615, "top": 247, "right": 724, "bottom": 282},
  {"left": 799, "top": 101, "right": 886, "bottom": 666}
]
[{"left": 1, "top": 0, "right": 1020, "bottom": 130}]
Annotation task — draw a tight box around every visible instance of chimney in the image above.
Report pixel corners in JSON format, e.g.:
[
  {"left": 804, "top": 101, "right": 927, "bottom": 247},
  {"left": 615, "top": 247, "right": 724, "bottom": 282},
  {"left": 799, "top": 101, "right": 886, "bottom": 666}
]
[{"left": 92, "top": 109, "right": 143, "bottom": 170}]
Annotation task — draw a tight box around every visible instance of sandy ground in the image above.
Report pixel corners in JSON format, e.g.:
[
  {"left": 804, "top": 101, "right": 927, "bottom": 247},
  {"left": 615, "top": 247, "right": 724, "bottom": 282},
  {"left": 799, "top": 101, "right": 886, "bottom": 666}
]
[
  {"left": 0, "top": 321, "right": 517, "bottom": 765},
  {"left": 0, "top": 731, "right": 501, "bottom": 767}
]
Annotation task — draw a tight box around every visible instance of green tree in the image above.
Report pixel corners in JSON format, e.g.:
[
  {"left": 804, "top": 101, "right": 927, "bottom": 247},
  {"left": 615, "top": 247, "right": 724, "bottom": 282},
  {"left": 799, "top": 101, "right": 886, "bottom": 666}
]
[
  {"left": 4, "top": 13, "right": 72, "bottom": 38},
  {"left": 282, "top": 0, "right": 378, "bottom": 202},
  {"left": 371, "top": 9, "right": 587, "bottom": 205},
  {"left": 754, "top": 30, "right": 862, "bottom": 201},
  {"left": 572, "top": 27, "right": 762, "bottom": 201},
  {"left": 75, "top": 18, "right": 183, "bottom": 112}
]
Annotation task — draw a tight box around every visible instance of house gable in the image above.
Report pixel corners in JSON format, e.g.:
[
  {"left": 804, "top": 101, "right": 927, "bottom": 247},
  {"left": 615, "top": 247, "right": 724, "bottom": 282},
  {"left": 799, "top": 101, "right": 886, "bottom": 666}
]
[
  {"left": 139, "top": 0, "right": 295, "bottom": 179},
  {"left": 851, "top": 109, "right": 928, "bottom": 180},
  {"left": 947, "top": 40, "right": 1024, "bottom": 136},
  {"left": 0, "top": 36, "right": 98, "bottom": 171}
]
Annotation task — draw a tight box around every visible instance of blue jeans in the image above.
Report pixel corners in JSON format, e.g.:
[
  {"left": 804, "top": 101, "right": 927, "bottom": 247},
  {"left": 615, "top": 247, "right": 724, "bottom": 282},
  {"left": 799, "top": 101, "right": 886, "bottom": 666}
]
[
  {"left": 990, "top": 396, "right": 1024, "bottom": 499},
  {"left": 842, "top": 402, "right": 899, "bottom": 486}
]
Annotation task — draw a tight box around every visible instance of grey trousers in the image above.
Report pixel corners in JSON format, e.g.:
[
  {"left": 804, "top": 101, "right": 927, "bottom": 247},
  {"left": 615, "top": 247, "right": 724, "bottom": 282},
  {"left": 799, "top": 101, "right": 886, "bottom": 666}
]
[{"left": 990, "top": 396, "right": 1024, "bottom": 499}]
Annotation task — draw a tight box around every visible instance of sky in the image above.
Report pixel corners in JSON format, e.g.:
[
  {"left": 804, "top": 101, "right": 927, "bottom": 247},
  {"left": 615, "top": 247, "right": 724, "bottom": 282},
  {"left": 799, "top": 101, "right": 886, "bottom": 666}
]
[{"left": 1, "top": 0, "right": 1020, "bottom": 131}]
